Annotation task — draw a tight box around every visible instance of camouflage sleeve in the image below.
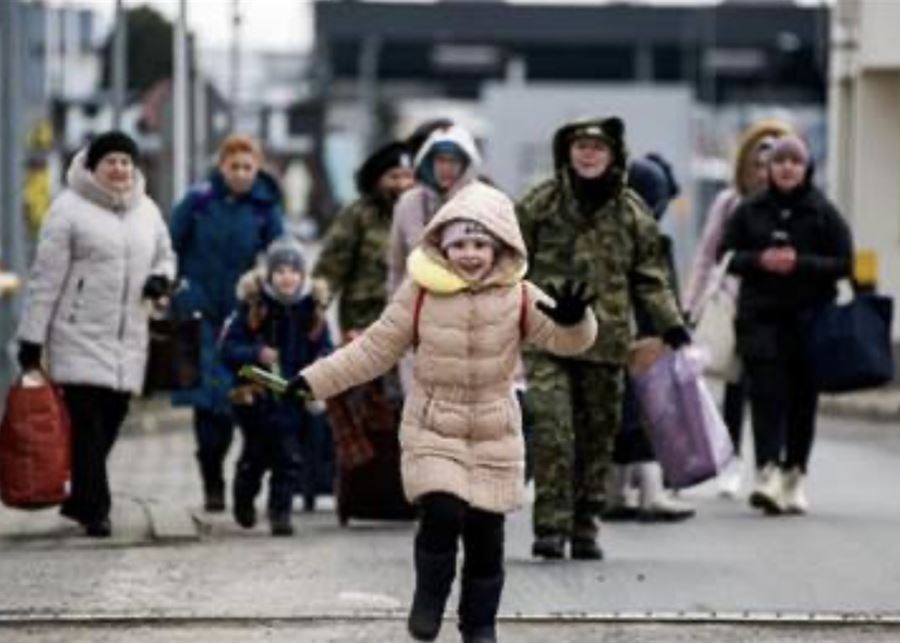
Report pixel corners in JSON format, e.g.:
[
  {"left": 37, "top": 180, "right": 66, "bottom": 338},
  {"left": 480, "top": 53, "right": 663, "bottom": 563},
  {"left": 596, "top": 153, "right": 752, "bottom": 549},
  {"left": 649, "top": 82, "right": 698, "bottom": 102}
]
[
  {"left": 312, "top": 204, "right": 361, "bottom": 297},
  {"left": 629, "top": 206, "right": 685, "bottom": 334},
  {"left": 516, "top": 181, "right": 551, "bottom": 272}
]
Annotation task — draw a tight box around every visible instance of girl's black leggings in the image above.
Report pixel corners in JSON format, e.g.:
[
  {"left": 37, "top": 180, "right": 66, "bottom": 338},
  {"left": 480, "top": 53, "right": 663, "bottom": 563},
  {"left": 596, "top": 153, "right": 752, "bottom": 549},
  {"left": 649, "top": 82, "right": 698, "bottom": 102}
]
[{"left": 415, "top": 492, "right": 505, "bottom": 578}]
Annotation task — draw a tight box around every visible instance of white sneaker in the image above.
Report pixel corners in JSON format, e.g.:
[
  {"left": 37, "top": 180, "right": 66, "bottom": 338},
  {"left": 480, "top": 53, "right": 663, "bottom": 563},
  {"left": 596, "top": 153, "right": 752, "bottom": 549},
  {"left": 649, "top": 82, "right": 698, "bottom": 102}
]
[
  {"left": 781, "top": 467, "right": 809, "bottom": 515},
  {"left": 717, "top": 458, "right": 743, "bottom": 499},
  {"left": 749, "top": 464, "right": 785, "bottom": 515}
]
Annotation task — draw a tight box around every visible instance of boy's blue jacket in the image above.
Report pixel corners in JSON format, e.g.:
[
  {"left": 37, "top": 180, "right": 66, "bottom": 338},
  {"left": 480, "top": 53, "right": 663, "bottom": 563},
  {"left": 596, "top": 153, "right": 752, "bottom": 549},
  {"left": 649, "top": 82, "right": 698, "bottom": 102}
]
[{"left": 220, "top": 269, "right": 332, "bottom": 419}]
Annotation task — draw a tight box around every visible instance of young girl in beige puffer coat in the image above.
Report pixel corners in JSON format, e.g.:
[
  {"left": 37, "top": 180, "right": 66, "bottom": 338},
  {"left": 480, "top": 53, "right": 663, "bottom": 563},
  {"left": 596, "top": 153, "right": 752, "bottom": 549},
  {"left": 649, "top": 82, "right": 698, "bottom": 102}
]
[{"left": 288, "top": 181, "right": 597, "bottom": 643}]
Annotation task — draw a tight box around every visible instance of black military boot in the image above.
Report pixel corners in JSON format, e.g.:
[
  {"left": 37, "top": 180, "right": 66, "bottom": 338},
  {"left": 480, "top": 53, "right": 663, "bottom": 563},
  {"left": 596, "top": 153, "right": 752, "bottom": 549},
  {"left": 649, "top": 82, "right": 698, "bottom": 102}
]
[
  {"left": 570, "top": 537, "right": 603, "bottom": 560},
  {"left": 458, "top": 572, "right": 504, "bottom": 643},
  {"left": 407, "top": 547, "right": 457, "bottom": 641},
  {"left": 531, "top": 533, "right": 566, "bottom": 560}
]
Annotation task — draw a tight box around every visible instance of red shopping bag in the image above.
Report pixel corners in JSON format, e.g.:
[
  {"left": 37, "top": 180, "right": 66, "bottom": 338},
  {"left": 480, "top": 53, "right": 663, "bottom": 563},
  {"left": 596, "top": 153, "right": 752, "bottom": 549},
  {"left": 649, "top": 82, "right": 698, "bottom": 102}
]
[{"left": 0, "top": 375, "right": 72, "bottom": 509}]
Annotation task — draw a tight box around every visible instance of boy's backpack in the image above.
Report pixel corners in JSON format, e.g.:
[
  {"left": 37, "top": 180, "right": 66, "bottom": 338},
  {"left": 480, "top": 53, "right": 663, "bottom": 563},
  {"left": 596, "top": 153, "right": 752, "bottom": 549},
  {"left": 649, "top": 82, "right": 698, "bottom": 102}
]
[{"left": 412, "top": 282, "right": 528, "bottom": 349}]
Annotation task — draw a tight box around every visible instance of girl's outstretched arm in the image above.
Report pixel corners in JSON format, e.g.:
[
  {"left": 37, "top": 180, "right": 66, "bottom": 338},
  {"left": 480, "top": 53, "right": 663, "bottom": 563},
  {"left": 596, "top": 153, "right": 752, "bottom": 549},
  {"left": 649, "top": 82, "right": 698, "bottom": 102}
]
[{"left": 299, "top": 279, "right": 417, "bottom": 399}]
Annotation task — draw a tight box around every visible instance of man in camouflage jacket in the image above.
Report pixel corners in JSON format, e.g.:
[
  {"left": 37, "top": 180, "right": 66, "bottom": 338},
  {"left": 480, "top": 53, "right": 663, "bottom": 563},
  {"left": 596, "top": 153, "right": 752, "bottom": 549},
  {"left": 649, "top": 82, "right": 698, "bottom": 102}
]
[
  {"left": 312, "top": 141, "right": 414, "bottom": 336},
  {"left": 517, "top": 117, "right": 689, "bottom": 560}
]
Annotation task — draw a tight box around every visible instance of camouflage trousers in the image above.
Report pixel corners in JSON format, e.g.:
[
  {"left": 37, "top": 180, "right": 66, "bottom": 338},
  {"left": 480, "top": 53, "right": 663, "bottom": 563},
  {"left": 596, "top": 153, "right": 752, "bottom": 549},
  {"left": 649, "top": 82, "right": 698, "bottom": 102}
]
[{"left": 524, "top": 354, "right": 624, "bottom": 540}]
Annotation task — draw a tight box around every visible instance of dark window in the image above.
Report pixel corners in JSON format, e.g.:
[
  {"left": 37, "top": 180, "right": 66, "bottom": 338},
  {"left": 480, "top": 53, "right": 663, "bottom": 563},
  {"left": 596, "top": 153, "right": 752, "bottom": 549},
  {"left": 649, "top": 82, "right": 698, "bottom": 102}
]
[
  {"left": 523, "top": 45, "right": 634, "bottom": 81},
  {"left": 653, "top": 46, "right": 684, "bottom": 82}
]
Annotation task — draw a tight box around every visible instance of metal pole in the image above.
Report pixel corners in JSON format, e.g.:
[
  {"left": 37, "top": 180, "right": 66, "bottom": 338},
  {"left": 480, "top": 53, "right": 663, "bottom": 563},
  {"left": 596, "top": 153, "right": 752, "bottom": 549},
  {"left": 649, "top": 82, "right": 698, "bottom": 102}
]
[
  {"left": 229, "top": 0, "right": 241, "bottom": 131},
  {"left": 112, "top": 0, "right": 127, "bottom": 129},
  {"left": 0, "top": 0, "right": 28, "bottom": 388},
  {"left": 193, "top": 51, "right": 208, "bottom": 180},
  {"left": 357, "top": 34, "right": 381, "bottom": 153},
  {"left": 173, "top": 0, "right": 189, "bottom": 200}
]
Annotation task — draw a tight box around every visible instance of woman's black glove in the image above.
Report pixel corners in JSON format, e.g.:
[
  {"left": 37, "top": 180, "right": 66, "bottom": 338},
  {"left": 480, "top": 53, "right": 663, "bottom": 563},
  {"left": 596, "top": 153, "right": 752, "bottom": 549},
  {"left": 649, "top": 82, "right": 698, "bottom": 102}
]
[
  {"left": 537, "top": 280, "right": 595, "bottom": 327},
  {"left": 142, "top": 275, "right": 171, "bottom": 301},
  {"left": 662, "top": 326, "right": 692, "bottom": 350},
  {"left": 17, "top": 341, "right": 42, "bottom": 372},
  {"left": 284, "top": 373, "right": 312, "bottom": 399}
]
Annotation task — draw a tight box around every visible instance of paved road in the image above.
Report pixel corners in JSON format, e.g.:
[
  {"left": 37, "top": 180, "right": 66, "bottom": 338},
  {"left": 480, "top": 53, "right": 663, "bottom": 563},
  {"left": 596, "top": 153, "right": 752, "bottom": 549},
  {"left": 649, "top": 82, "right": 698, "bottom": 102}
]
[
  {"left": 4, "top": 622, "right": 900, "bottom": 643},
  {"left": 1, "top": 411, "right": 899, "bottom": 641}
]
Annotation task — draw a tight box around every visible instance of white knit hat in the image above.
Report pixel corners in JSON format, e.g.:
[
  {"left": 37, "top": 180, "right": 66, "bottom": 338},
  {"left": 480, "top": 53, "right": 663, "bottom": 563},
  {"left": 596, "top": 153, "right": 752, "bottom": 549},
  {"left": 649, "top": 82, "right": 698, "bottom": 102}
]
[{"left": 439, "top": 219, "right": 498, "bottom": 251}]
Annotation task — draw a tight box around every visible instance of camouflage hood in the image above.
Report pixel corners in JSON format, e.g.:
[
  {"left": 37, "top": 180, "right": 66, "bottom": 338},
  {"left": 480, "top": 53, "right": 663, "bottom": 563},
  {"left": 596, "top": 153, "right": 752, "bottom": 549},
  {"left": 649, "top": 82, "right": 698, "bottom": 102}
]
[
  {"left": 552, "top": 116, "right": 628, "bottom": 176},
  {"left": 407, "top": 182, "right": 527, "bottom": 293}
]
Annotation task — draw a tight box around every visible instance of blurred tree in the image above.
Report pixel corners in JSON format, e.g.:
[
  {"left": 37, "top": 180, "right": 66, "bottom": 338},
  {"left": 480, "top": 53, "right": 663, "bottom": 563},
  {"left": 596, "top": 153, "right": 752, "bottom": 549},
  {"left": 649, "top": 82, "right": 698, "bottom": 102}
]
[{"left": 101, "top": 6, "right": 174, "bottom": 94}]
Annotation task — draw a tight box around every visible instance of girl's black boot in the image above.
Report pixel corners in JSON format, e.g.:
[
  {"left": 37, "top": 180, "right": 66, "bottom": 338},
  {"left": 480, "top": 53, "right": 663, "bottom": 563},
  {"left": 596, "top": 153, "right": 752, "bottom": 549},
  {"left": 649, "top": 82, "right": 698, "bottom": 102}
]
[
  {"left": 458, "top": 572, "right": 504, "bottom": 643},
  {"left": 408, "top": 547, "right": 457, "bottom": 641}
]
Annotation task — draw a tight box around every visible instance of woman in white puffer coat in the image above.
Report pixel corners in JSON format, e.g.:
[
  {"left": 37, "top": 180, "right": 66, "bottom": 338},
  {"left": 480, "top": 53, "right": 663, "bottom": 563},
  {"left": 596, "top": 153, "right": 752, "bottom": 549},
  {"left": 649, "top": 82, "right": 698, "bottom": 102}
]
[{"left": 17, "top": 131, "right": 176, "bottom": 538}]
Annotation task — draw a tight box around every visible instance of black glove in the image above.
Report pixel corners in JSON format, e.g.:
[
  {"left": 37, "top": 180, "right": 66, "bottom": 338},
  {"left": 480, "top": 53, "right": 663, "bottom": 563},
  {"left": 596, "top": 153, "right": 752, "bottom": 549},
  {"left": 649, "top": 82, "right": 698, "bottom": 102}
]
[
  {"left": 17, "top": 341, "right": 42, "bottom": 372},
  {"left": 537, "top": 280, "right": 595, "bottom": 327},
  {"left": 284, "top": 374, "right": 312, "bottom": 399},
  {"left": 662, "top": 326, "right": 692, "bottom": 350},
  {"left": 142, "top": 275, "right": 171, "bottom": 301}
]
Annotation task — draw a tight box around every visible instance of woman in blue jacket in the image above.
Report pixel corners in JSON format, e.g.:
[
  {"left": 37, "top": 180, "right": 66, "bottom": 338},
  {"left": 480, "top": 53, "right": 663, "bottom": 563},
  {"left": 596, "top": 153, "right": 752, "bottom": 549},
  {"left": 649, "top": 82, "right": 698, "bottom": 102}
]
[{"left": 170, "top": 134, "right": 284, "bottom": 511}]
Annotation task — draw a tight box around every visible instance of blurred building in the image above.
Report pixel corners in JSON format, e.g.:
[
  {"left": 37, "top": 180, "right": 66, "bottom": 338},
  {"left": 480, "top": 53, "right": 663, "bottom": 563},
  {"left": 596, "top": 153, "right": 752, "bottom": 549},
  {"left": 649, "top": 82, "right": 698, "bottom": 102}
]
[
  {"left": 829, "top": 0, "right": 900, "bottom": 340},
  {"left": 312, "top": 0, "right": 832, "bottom": 246},
  {"left": 312, "top": 1, "right": 830, "bottom": 188},
  {"left": 314, "top": 0, "right": 829, "bottom": 105}
]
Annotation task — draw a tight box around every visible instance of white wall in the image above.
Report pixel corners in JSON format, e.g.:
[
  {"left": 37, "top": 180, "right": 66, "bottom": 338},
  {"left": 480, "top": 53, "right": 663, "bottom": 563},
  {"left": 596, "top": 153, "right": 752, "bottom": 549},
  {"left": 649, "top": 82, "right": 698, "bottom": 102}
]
[{"left": 830, "top": 0, "right": 900, "bottom": 339}]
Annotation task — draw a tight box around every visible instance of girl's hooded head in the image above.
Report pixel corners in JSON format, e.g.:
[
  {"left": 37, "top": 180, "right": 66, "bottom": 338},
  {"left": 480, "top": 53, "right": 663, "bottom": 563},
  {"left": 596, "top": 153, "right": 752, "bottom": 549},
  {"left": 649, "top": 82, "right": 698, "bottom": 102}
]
[
  {"left": 439, "top": 218, "right": 501, "bottom": 283},
  {"left": 409, "top": 183, "right": 527, "bottom": 293},
  {"left": 264, "top": 236, "right": 306, "bottom": 304}
]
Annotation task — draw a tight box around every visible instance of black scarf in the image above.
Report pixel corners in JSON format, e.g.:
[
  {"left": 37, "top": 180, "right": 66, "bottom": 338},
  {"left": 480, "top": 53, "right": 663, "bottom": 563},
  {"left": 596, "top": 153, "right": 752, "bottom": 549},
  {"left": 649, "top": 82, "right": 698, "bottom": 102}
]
[{"left": 568, "top": 167, "right": 623, "bottom": 217}]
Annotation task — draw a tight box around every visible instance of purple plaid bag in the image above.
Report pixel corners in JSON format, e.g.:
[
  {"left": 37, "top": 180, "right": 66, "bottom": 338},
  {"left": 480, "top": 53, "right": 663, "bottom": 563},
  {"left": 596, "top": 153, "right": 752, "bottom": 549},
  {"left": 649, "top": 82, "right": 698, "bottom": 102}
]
[{"left": 630, "top": 345, "right": 733, "bottom": 488}]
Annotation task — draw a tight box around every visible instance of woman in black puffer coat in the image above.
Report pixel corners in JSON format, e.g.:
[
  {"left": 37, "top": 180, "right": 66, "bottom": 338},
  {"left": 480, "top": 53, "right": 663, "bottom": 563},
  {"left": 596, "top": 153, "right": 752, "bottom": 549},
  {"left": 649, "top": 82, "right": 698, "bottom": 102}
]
[{"left": 719, "top": 135, "right": 852, "bottom": 516}]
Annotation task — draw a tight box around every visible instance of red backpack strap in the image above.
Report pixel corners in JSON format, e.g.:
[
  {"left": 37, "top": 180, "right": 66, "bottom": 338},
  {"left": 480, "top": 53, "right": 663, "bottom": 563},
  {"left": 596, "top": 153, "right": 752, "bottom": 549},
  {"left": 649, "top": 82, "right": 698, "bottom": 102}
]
[
  {"left": 519, "top": 282, "right": 528, "bottom": 338},
  {"left": 413, "top": 287, "right": 427, "bottom": 350}
]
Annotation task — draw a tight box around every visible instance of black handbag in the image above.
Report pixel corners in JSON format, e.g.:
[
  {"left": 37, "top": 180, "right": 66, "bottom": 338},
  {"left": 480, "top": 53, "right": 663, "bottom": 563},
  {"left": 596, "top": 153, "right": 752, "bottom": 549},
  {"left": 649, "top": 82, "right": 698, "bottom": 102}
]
[
  {"left": 144, "top": 312, "right": 202, "bottom": 394},
  {"left": 807, "top": 292, "right": 895, "bottom": 393}
]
